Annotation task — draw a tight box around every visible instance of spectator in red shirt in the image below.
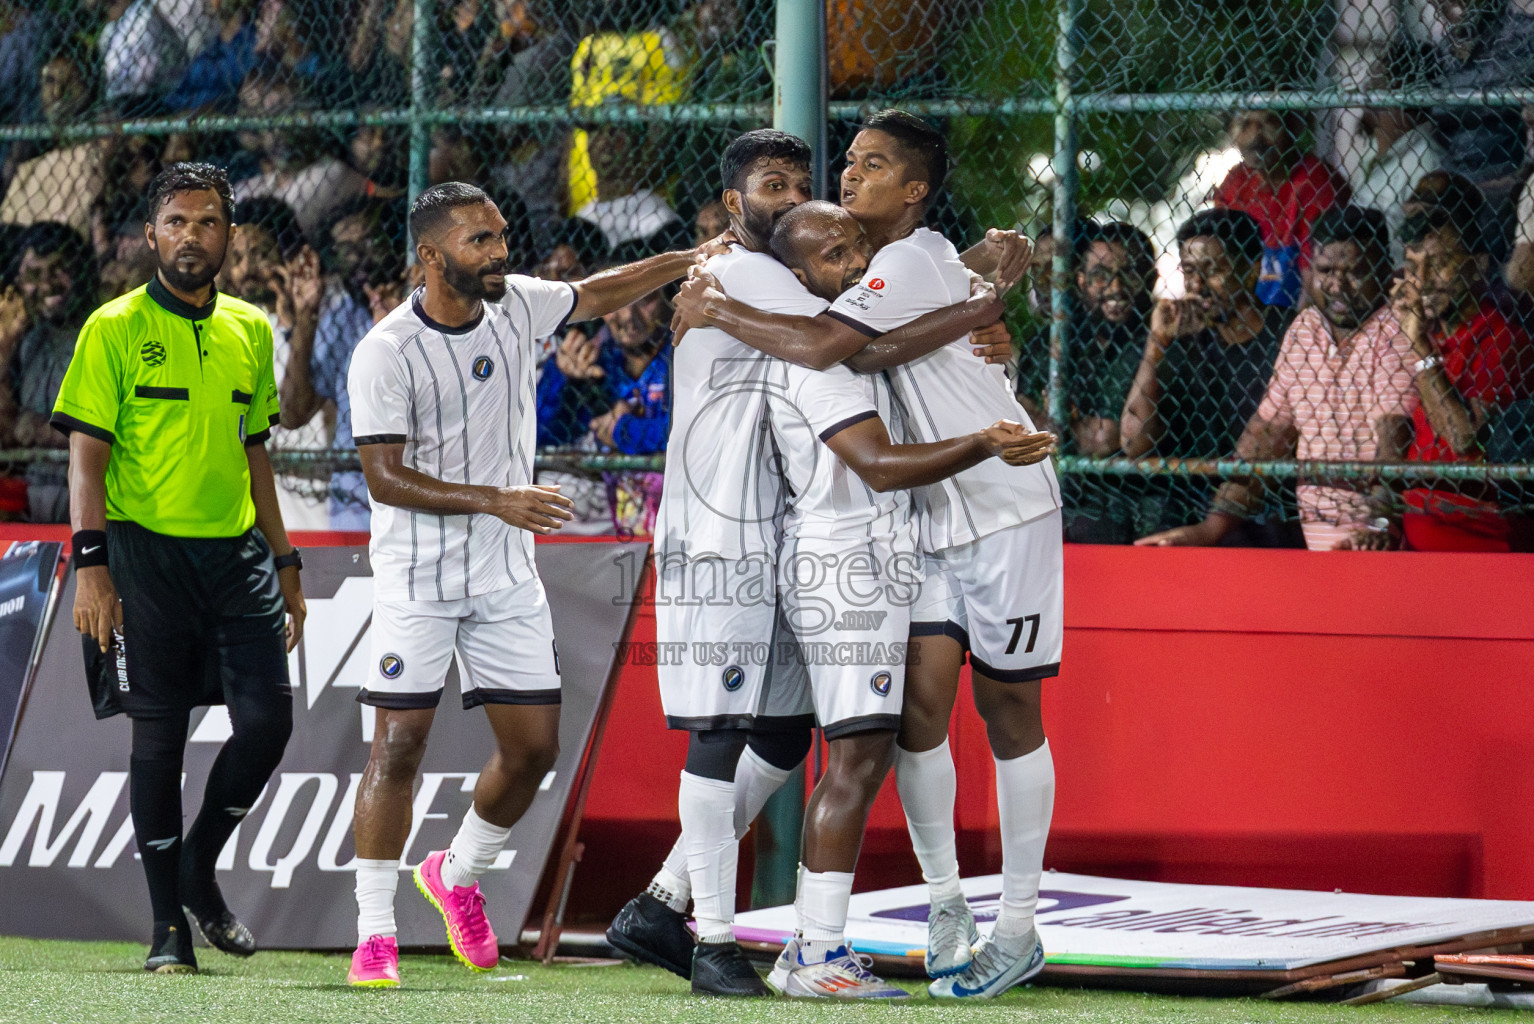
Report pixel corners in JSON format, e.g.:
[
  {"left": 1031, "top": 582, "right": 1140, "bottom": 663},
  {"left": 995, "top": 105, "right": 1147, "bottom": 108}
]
[
  {"left": 1213, "top": 110, "right": 1349, "bottom": 308},
  {"left": 1394, "top": 193, "right": 1534, "bottom": 551}
]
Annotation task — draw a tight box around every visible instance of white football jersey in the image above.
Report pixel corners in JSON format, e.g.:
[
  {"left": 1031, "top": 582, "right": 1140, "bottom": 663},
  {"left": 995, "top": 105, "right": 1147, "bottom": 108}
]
[
  {"left": 828, "top": 227, "right": 1061, "bottom": 552},
  {"left": 768, "top": 360, "right": 910, "bottom": 543},
  {"left": 349, "top": 279, "right": 576, "bottom": 601},
  {"left": 654, "top": 245, "right": 828, "bottom": 562}
]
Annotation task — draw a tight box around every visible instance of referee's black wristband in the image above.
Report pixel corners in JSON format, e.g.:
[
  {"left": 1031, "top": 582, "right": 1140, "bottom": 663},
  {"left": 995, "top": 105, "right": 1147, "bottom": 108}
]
[{"left": 73, "top": 530, "right": 109, "bottom": 568}]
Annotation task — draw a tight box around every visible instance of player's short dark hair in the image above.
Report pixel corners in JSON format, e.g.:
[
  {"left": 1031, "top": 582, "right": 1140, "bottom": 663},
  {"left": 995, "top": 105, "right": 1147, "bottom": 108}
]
[
  {"left": 1074, "top": 220, "right": 1155, "bottom": 285},
  {"left": 234, "top": 197, "right": 307, "bottom": 262},
  {"left": 767, "top": 200, "right": 841, "bottom": 270},
  {"left": 1175, "top": 208, "right": 1265, "bottom": 270},
  {"left": 1311, "top": 206, "right": 1391, "bottom": 273},
  {"left": 859, "top": 108, "right": 948, "bottom": 208},
  {"left": 410, "top": 181, "right": 493, "bottom": 244},
  {"left": 146, "top": 162, "right": 235, "bottom": 225},
  {"left": 719, "top": 129, "right": 812, "bottom": 193}
]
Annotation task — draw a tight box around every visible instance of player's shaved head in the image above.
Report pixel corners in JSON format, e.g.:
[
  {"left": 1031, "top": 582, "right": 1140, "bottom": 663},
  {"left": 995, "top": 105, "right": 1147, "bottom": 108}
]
[
  {"left": 769, "top": 201, "right": 844, "bottom": 266},
  {"left": 769, "top": 200, "right": 870, "bottom": 301},
  {"left": 410, "top": 181, "right": 494, "bottom": 245}
]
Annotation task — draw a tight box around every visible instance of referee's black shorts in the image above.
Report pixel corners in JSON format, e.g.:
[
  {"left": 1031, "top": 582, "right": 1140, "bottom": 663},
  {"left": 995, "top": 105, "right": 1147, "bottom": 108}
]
[{"left": 85, "top": 520, "right": 289, "bottom": 720}]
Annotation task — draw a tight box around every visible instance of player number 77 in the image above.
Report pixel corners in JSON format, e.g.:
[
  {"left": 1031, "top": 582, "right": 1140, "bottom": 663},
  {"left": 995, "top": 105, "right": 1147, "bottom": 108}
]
[{"left": 1005, "top": 614, "right": 1041, "bottom": 655}]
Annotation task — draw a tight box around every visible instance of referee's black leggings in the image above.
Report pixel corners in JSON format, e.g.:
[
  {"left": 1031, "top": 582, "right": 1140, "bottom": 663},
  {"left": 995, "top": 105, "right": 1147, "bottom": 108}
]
[{"left": 129, "top": 640, "right": 293, "bottom": 929}]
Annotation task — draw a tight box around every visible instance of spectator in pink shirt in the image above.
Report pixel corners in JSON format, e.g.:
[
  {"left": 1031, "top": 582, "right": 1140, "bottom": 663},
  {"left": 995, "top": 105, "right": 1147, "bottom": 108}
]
[{"left": 1137, "top": 207, "right": 1418, "bottom": 550}]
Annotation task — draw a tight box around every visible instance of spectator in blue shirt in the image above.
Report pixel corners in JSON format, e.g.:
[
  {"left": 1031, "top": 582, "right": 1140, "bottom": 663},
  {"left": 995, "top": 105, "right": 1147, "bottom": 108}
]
[
  {"left": 536, "top": 289, "right": 672, "bottom": 454},
  {"left": 164, "top": 0, "right": 257, "bottom": 112}
]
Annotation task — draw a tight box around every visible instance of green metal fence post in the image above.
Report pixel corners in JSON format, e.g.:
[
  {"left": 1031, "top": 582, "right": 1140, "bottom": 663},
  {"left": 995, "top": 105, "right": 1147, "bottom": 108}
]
[
  {"left": 1049, "top": 0, "right": 1084, "bottom": 432},
  {"left": 407, "top": 0, "right": 433, "bottom": 240},
  {"left": 750, "top": 0, "right": 826, "bottom": 911}
]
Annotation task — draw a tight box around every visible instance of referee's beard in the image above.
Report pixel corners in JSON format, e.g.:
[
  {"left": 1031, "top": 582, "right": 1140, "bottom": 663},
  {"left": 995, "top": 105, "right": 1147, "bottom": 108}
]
[
  {"left": 442, "top": 252, "right": 508, "bottom": 302},
  {"left": 158, "top": 245, "right": 224, "bottom": 297}
]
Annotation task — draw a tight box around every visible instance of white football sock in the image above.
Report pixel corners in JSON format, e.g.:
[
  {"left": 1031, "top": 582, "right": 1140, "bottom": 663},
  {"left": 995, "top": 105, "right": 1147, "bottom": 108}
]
[
  {"left": 678, "top": 771, "right": 737, "bottom": 943},
  {"left": 734, "top": 746, "right": 793, "bottom": 839},
  {"left": 355, "top": 858, "right": 399, "bottom": 942},
  {"left": 895, "top": 740, "right": 963, "bottom": 903},
  {"left": 646, "top": 842, "right": 691, "bottom": 913},
  {"left": 993, "top": 741, "right": 1055, "bottom": 947},
  {"left": 441, "top": 804, "right": 511, "bottom": 890},
  {"left": 645, "top": 746, "right": 793, "bottom": 915},
  {"left": 797, "top": 867, "right": 854, "bottom": 963}
]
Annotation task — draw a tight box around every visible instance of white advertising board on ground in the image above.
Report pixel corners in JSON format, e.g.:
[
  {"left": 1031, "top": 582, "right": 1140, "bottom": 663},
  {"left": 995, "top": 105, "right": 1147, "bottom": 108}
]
[{"left": 735, "top": 872, "right": 1534, "bottom": 972}]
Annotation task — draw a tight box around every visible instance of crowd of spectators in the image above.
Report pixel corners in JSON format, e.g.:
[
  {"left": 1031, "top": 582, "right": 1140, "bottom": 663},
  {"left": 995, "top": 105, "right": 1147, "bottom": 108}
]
[
  {"left": 0, "top": 0, "right": 1530, "bottom": 550},
  {"left": 1036, "top": 3, "right": 1534, "bottom": 553}
]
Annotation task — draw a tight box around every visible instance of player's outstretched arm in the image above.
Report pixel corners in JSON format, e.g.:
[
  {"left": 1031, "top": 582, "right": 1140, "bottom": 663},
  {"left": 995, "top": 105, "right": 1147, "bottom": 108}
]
[
  {"left": 569, "top": 247, "right": 704, "bottom": 322},
  {"left": 672, "top": 270, "right": 1006, "bottom": 372},
  {"left": 358, "top": 442, "right": 574, "bottom": 534},
  {"left": 823, "top": 416, "right": 1056, "bottom": 493}
]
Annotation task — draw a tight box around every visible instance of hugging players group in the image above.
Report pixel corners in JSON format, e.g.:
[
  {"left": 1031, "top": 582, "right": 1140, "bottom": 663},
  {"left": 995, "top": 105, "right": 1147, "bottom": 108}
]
[{"left": 87, "top": 109, "right": 1066, "bottom": 1001}]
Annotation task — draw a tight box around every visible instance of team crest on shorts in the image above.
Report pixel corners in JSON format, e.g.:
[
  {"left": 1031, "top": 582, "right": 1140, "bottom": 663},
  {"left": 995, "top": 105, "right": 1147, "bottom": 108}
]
[
  {"left": 379, "top": 654, "right": 404, "bottom": 679},
  {"left": 870, "top": 671, "right": 893, "bottom": 697},
  {"left": 722, "top": 665, "right": 744, "bottom": 692},
  {"left": 472, "top": 356, "right": 494, "bottom": 380},
  {"left": 140, "top": 340, "right": 166, "bottom": 367}
]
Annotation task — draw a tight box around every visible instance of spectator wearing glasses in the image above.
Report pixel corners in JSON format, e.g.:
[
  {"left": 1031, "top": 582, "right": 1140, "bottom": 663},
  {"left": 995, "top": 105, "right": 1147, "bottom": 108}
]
[
  {"left": 1136, "top": 207, "right": 1419, "bottom": 551},
  {"left": 1059, "top": 220, "right": 1157, "bottom": 543}
]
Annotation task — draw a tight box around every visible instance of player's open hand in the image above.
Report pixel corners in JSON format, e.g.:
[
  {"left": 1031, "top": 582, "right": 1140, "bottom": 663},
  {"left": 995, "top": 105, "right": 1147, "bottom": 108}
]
[
  {"left": 695, "top": 230, "right": 736, "bottom": 263},
  {"left": 73, "top": 565, "right": 122, "bottom": 654},
  {"left": 970, "top": 320, "right": 1014, "bottom": 364},
  {"left": 1134, "top": 521, "right": 1219, "bottom": 547},
  {"left": 670, "top": 268, "right": 725, "bottom": 346},
  {"left": 981, "top": 420, "right": 1056, "bottom": 464},
  {"left": 493, "top": 484, "right": 575, "bottom": 534}
]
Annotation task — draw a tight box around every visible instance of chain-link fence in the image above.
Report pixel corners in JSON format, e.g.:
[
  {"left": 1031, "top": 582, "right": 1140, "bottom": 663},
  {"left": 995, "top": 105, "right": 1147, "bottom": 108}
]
[{"left": 0, "top": 0, "right": 1530, "bottom": 549}]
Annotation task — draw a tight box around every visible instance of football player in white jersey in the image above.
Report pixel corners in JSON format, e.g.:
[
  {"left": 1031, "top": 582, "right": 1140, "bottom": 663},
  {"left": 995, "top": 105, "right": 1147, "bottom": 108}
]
[
  {"left": 672, "top": 109, "right": 1064, "bottom": 999},
  {"left": 343, "top": 182, "right": 709, "bottom": 988},
  {"left": 755, "top": 201, "right": 1056, "bottom": 999},
  {"left": 608, "top": 131, "right": 1034, "bottom": 997}
]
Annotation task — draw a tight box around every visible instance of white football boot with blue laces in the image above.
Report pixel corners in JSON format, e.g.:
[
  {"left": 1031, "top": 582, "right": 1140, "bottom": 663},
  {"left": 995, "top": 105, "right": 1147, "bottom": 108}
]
[
  {"left": 924, "top": 896, "right": 979, "bottom": 977},
  {"left": 928, "top": 932, "right": 1045, "bottom": 999},
  {"left": 771, "top": 942, "right": 910, "bottom": 999}
]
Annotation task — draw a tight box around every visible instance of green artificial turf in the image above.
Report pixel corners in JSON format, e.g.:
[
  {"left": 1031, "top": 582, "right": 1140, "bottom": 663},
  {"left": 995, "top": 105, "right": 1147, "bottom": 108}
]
[{"left": 0, "top": 935, "right": 1519, "bottom": 1023}]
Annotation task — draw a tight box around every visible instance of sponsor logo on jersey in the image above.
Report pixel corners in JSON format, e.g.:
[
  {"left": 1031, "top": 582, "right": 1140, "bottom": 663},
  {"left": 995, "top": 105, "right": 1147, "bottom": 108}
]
[
  {"left": 721, "top": 665, "right": 744, "bottom": 692},
  {"left": 842, "top": 285, "right": 884, "bottom": 314},
  {"left": 379, "top": 654, "right": 404, "bottom": 679},
  {"left": 472, "top": 356, "right": 495, "bottom": 381},
  {"left": 867, "top": 278, "right": 885, "bottom": 291},
  {"left": 870, "top": 671, "right": 893, "bottom": 697},
  {"left": 140, "top": 341, "right": 166, "bottom": 367}
]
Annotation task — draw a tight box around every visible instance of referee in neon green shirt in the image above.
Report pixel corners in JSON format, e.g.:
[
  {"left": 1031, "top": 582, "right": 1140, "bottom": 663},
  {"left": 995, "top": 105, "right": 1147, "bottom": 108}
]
[{"left": 51, "top": 163, "right": 307, "bottom": 973}]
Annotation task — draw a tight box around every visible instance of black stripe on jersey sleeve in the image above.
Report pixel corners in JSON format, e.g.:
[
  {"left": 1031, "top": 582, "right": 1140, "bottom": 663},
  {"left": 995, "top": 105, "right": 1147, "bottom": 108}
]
[
  {"left": 244, "top": 428, "right": 272, "bottom": 446},
  {"left": 231, "top": 389, "right": 252, "bottom": 404},
  {"left": 826, "top": 309, "right": 883, "bottom": 338},
  {"left": 550, "top": 282, "right": 578, "bottom": 338},
  {"left": 354, "top": 433, "right": 408, "bottom": 446},
  {"left": 50, "top": 412, "right": 115, "bottom": 444},
  {"left": 817, "top": 409, "right": 879, "bottom": 442}
]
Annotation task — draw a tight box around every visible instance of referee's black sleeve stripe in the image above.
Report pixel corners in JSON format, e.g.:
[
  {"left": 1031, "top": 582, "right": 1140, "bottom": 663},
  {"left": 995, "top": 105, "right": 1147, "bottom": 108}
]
[
  {"left": 244, "top": 428, "right": 272, "bottom": 446},
  {"left": 355, "top": 433, "right": 408, "bottom": 446},
  {"left": 134, "top": 385, "right": 189, "bottom": 400},
  {"left": 50, "top": 413, "right": 114, "bottom": 444},
  {"left": 826, "top": 309, "right": 883, "bottom": 338},
  {"left": 818, "top": 409, "right": 879, "bottom": 442},
  {"left": 232, "top": 389, "right": 252, "bottom": 404},
  {"left": 268, "top": 413, "right": 281, "bottom": 427}
]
